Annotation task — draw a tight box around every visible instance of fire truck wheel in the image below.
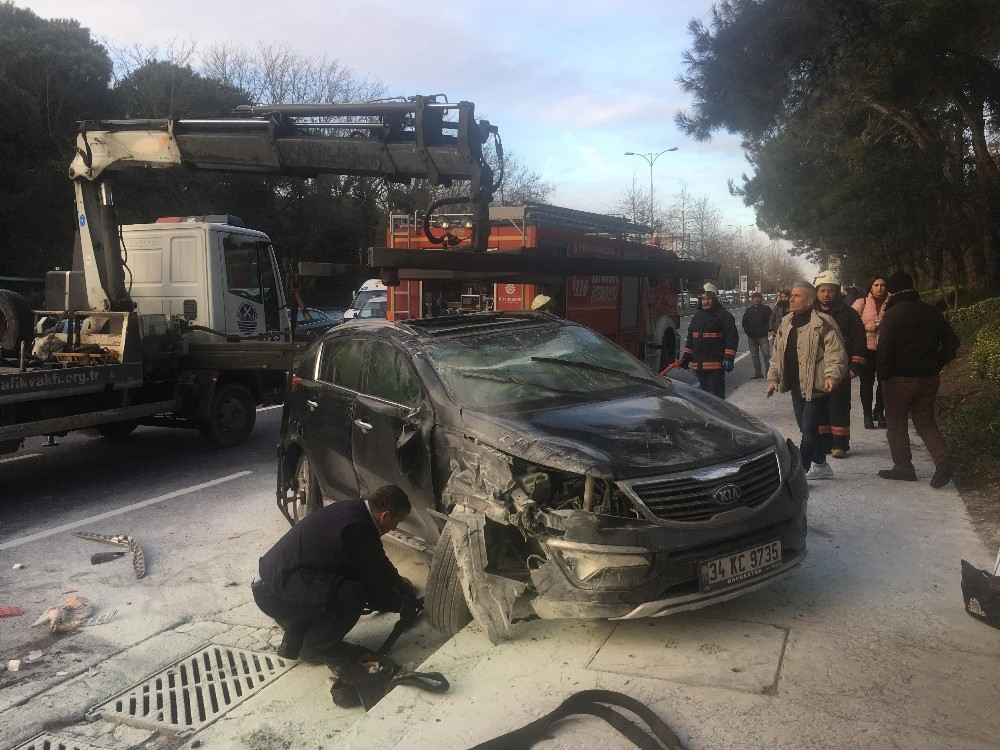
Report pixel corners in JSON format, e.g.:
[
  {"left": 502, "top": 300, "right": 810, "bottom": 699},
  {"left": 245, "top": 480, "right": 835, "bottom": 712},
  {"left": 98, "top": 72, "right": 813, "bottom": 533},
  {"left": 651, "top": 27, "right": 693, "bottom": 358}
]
[
  {"left": 660, "top": 328, "right": 677, "bottom": 370},
  {"left": 425, "top": 522, "right": 473, "bottom": 636},
  {"left": 0, "top": 289, "right": 33, "bottom": 352},
  {"left": 201, "top": 382, "right": 256, "bottom": 448}
]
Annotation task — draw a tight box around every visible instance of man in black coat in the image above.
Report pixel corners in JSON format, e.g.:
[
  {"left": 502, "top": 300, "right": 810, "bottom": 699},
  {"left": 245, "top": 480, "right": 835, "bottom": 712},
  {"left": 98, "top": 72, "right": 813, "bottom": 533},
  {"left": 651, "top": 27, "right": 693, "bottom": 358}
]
[
  {"left": 680, "top": 283, "right": 739, "bottom": 399},
  {"left": 252, "top": 485, "right": 415, "bottom": 661},
  {"left": 814, "top": 272, "right": 867, "bottom": 457},
  {"left": 876, "top": 272, "right": 960, "bottom": 488},
  {"left": 741, "top": 291, "right": 772, "bottom": 379}
]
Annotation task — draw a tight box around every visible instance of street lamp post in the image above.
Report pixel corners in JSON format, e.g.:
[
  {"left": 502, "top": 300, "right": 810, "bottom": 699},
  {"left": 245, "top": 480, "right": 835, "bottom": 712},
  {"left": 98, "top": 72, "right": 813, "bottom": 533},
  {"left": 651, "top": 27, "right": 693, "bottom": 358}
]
[{"left": 625, "top": 148, "right": 678, "bottom": 243}]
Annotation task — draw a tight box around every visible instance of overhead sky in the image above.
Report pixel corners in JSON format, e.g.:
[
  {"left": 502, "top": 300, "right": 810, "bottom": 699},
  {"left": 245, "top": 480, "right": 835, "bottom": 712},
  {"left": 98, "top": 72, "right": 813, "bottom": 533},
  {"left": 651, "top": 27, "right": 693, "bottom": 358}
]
[{"left": 22, "top": 0, "right": 770, "bottom": 241}]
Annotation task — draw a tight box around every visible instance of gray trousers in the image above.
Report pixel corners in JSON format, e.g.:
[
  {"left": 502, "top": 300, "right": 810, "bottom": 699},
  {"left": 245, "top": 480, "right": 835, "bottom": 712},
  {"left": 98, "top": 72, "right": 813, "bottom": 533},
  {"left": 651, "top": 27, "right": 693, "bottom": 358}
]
[{"left": 748, "top": 336, "right": 770, "bottom": 376}]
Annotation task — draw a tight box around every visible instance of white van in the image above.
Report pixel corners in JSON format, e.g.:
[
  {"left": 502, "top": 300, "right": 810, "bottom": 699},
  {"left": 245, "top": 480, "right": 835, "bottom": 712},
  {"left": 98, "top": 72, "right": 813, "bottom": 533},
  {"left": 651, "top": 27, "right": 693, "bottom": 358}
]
[{"left": 342, "top": 279, "right": 387, "bottom": 320}]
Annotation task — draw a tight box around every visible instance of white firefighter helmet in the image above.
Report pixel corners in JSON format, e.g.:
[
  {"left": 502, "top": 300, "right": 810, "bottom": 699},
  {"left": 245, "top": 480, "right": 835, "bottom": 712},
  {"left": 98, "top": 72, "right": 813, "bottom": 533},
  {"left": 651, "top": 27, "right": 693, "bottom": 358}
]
[
  {"left": 702, "top": 283, "right": 719, "bottom": 296},
  {"left": 813, "top": 269, "right": 841, "bottom": 288}
]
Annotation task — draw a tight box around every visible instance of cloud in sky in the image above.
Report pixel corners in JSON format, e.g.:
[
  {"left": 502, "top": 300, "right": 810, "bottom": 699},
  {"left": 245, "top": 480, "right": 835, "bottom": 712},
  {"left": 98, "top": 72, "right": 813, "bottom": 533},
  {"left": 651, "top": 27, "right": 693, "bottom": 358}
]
[{"left": 21, "top": 0, "right": 764, "bottom": 228}]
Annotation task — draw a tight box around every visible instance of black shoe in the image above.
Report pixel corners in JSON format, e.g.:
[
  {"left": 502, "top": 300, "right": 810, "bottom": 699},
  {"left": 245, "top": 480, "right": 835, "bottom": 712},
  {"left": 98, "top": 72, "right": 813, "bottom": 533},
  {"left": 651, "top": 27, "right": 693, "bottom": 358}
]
[
  {"left": 330, "top": 678, "right": 362, "bottom": 708},
  {"left": 878, "top": 468, "right": 918, "bottom": 481},
  {"left": 930, "top": 464, "right": 954, "bottom": 489},
  {"left": 864, "top": 417, "right": 875, "bottom": 430},
  {"left": 276, "top": 632, "right": 302, "bottom": 660}
]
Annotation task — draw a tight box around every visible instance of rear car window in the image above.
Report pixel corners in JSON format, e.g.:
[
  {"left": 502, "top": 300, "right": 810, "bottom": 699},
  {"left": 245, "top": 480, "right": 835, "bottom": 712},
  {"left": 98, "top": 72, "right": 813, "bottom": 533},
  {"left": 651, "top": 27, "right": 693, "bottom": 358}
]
[
  {"left": 365, "top": 342, "right": 422, "bottom": 406},
  {"left": 319, "top": 338, "right": 365, "bottom": 390}
]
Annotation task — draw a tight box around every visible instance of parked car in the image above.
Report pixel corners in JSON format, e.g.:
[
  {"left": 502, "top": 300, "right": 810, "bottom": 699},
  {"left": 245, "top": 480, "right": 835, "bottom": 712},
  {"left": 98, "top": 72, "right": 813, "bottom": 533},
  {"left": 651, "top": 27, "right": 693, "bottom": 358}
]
[
  {"left": 277, "top": 312, "right": 807, "bottom": 642},
  {"left": 292, "top": 307, "right": 339, "bottom": 342}
]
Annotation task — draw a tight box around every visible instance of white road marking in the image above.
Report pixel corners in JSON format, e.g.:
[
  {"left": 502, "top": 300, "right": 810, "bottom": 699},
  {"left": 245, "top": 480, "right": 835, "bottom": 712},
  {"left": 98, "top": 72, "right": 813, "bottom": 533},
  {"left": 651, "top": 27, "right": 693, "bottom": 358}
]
[
  {"left": 0, "top": 471, "right": 252, "bottom": 551},
  {"left": 256, "top": 405, "right": 282, "bottom": 412},
  {"left": 0, "top": 453, "right": 42, "bottom": 465}
]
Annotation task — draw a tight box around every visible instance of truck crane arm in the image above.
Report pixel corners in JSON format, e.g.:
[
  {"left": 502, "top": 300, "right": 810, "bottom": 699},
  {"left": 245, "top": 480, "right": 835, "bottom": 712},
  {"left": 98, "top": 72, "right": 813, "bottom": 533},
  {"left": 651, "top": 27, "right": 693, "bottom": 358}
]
[{"left": 68, "top": 96, "right": 498, "bottom": 312}]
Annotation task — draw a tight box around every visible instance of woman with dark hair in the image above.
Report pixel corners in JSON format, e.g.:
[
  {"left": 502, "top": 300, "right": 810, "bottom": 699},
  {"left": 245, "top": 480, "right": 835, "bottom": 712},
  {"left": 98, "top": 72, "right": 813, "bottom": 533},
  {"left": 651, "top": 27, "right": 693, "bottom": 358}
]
[{"left": 852, "top": 276, "right": 889, "bottom": 428}]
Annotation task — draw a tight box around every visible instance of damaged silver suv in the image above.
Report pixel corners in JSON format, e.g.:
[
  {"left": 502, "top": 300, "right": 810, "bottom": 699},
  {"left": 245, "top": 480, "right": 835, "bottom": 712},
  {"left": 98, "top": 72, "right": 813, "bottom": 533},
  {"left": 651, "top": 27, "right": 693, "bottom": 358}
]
[{"left": 277, "top": 312, "right": 807, "bottom": 642}]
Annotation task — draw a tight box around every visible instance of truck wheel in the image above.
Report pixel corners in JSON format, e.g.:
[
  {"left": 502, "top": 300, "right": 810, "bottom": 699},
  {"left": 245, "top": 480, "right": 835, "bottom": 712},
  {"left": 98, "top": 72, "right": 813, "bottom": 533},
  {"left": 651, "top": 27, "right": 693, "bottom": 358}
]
[
  {"left": 291, "top": 452, "right": 322, "bottom": 524},
  {"left": 97, "top": 421, "right": 139, "bottom": 440},
  {"left": 0, "top": 438, "right": 23, "bottom": 455},
  {"left": 660, "top": 328, "right": 677, "bottom": 370},
  {"left": 0, "top": 289, "right": 33, "bottom": 352},
  {"left": 201, "top": 382, "right": 256, "bottom": 448},
  {"left": 425, "top": 522, "right": 473, "bottom": 636}
]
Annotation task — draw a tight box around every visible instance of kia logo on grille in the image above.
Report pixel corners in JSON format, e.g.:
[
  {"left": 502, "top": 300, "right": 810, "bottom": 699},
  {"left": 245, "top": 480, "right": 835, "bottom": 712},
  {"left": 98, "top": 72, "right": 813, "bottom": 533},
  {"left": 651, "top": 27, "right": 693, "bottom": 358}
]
[{"left": 712, "top": 483, "right": 742, "bottom": 505}]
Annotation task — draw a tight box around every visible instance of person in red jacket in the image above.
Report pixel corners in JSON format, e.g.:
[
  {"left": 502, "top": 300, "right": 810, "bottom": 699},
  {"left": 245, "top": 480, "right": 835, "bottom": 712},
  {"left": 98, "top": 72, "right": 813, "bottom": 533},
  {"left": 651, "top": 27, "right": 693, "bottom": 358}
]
[{"left": 680, "top": 283, "right": 739, "bottom": 399}]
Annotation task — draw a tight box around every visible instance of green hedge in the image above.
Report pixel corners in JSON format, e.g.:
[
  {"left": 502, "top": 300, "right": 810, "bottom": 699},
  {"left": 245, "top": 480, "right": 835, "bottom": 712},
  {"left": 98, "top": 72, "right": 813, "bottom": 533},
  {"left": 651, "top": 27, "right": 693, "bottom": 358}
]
[
  {"left": 944, "top": 297, "right": 1000, "bottom": 345},
  {"left": 972, "top": 319, "right": 1000, "bottom": 383}
]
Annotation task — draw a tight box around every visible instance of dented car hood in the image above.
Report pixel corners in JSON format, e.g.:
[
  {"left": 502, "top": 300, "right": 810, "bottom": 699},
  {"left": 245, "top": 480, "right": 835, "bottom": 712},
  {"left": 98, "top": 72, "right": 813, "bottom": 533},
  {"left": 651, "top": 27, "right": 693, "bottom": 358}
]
[{"left": 460, "top": 384, "right": 773, "bottom": 479}]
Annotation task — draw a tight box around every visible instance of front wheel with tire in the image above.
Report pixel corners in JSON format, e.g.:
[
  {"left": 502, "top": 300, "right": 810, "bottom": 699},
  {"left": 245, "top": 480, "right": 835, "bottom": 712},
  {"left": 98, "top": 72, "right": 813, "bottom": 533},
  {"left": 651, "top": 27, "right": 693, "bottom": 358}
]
[
  {"left": 200, "top": 382, "right": 256, "bottom": 448},
  {"left": 290, "top": 452, "right": 322, "bottom": 524},
  {"left": 0, "top": 289, "right": 33, "bottom": 352},
  {"left": 425, "top": 522, "right": 473, "bottom": 636}
]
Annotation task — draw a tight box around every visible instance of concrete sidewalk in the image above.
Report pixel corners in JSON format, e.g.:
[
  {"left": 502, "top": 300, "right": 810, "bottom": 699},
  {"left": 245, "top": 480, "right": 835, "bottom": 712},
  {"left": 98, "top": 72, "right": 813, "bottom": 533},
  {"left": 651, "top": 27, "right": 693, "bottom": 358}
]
[{"left": 326, "top": 379, "right": 1000, "bottom": 749}]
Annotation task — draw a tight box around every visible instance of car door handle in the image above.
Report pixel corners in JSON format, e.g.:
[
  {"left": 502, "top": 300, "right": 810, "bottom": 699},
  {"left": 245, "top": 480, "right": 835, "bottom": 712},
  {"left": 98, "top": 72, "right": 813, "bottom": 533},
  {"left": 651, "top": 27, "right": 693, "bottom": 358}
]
[
  {"left": 354, "top": 418, "right": 373, "bottom": 433},
  {"left": 306, "top": 399, "right": 319, "bottom": 411}
]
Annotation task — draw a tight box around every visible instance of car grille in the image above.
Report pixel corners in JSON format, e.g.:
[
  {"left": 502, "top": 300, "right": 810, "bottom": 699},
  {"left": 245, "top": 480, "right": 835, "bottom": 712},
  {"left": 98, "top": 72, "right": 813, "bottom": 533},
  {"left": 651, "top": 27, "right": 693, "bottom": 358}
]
[{"left": 623, "top": 451, "right": 780, "bottom": 523}]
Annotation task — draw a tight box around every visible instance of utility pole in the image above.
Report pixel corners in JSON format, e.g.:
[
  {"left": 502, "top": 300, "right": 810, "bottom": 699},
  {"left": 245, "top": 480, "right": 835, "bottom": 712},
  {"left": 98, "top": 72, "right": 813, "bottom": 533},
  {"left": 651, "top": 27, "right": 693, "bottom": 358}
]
[{"left": 625, "top": 148, "right": 678, "bottom": 243}]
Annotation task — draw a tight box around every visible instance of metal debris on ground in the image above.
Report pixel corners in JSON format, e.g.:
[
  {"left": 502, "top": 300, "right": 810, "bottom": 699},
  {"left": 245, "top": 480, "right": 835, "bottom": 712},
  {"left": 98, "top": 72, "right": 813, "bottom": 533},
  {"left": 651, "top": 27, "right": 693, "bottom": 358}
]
[
  {"left": 90, "top": 551, "right": 125, "bottom": 565},
  {"left": 0, "top": 605, "right": 24, "bottom": 618},
  {"left": 74, "top": 532, "right": 146, "bottom": 579},
  {"left": 31, "top": 596, "right": 93, "bottom": 633}
]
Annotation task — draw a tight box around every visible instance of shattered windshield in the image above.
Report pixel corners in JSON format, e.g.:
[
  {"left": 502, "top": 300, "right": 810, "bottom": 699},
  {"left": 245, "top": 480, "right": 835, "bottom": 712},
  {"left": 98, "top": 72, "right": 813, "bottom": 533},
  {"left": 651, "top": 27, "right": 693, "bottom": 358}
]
[{"left": 424, "top": 324, "right": 664, "bottom": 409}]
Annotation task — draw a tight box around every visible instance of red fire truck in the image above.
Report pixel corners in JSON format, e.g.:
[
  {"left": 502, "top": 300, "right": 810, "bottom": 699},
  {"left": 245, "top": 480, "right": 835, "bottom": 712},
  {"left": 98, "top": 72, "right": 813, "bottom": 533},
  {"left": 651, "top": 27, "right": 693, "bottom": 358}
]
[{"left": 382, "top": 204, "right": 714, "bottom": 371}]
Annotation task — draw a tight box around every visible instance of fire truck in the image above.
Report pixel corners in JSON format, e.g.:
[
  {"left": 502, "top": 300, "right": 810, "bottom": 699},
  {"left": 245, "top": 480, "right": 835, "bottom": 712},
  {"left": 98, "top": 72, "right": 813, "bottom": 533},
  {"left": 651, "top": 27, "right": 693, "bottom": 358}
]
[{"left": 381, "top": 203, "right": 713, "bottom": 371}]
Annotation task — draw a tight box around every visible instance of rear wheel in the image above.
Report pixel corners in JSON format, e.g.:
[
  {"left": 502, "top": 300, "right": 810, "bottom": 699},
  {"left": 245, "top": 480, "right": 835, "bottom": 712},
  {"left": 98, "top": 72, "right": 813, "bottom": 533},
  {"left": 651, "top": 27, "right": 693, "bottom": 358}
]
[
  {"left": 291, "top": 452, "right": 322, "bottom": 524},
  {"left": 200, "top": 382, "right": 256, "bottom": 448},
  {"left": 0, "top": 289, "right": 33, "bottom": 352},
  {"left": 425, "top": 522, "right": 473, "bottom": 636}
]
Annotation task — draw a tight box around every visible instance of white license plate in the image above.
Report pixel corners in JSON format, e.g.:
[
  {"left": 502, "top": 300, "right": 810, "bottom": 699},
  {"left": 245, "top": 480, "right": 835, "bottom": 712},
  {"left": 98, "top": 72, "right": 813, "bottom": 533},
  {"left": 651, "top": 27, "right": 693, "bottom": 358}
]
[{"left": 698, "top": 541, "right": 782, "bottom": 592}]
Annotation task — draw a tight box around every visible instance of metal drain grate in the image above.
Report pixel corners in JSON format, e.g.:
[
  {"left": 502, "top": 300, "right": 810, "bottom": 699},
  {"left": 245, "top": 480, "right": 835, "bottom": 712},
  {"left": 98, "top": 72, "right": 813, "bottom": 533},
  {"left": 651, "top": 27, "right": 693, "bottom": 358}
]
[
  {"left": 11, "top": 734, "right": 113, "bottom": 750},
  {"left": 86, "top": 644, "right": 292, "bottom": 734}
]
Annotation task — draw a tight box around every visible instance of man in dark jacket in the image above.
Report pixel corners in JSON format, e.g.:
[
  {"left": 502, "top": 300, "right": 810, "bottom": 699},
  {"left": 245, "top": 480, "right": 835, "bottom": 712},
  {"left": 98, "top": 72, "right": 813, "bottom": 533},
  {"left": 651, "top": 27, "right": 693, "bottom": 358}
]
[
  {"left": 252, "top": 485, "right": 415, "bottom": 661},
  {"left": 741, "top": 291, "right": 772, "bottom": 379},
  {"left": 680, "top": 283, "right": 739, "bottom": 399},
  {"left": 769, "top": 289, "right": 791, "bottom": 337},
  {"left": 814, "top": 272, "right": 867, "bottom": 458},
  {"left": 876, "top": 271, "right": 960, "bottom": 487}
]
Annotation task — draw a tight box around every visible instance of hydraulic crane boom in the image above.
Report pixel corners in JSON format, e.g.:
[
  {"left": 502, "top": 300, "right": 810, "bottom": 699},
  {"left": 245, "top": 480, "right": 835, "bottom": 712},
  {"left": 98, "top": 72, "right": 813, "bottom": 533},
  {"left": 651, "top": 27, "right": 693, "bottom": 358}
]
[{"left": 68, "top": 96, "right": 498, "bottom": 312}]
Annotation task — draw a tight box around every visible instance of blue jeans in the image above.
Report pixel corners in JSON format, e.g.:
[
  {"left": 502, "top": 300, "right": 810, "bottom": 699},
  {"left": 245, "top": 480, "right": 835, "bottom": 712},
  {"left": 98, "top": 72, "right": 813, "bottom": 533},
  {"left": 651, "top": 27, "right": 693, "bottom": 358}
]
[
  {"left": 748, "top": 336, "right": 770, "bottom": 376},
  {"left": 791, "top": 390, "right": 830, "bottom": 472}
]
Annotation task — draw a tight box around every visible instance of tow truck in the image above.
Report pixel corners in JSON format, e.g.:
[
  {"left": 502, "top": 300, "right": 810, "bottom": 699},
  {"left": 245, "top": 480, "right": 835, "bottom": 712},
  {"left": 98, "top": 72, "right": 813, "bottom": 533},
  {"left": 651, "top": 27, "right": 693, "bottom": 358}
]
[{"left": 0, "top": 97, "right": 499, "bottom": 455}]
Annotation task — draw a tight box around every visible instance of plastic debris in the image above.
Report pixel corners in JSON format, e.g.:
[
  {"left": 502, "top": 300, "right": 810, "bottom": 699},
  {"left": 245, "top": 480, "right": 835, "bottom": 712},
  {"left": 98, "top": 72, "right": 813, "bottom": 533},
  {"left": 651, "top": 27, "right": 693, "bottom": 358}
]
[
  {"left": 7, "top": 660, "right": 20, "bottom": 672},
  {"left": 56, "top": 671, "right": 69, "bottom": 676},
  {"left": 12, "top": 563, "right": 24, "bottom": 570},
  {"left": 0, "top": 605, "right": 23, "bottom": 618},
  {"left": 32, "top": 596, "right": 93, "bottom": 633},
  {"left": 25, "top": 650, "right": 43, "bottom": 662}
]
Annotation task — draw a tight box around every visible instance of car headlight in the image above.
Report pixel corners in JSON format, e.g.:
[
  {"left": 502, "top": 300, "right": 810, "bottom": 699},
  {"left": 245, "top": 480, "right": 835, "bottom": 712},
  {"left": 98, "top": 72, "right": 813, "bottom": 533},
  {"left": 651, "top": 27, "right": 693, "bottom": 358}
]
[
  {"left": 546, "top": 539, "right": 651, "bottom": 583},
  {"left": 772, "top": 429, "right": 794, "bottom": 482}
]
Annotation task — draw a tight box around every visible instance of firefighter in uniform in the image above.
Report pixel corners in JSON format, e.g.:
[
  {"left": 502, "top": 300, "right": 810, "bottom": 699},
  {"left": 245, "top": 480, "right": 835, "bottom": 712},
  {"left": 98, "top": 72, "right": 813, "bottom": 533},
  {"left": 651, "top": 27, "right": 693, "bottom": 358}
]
[
  {"left": 679, "top": 283, "right": 739, "bottom": 399},
  {"left": 813, "top": 271, "right": 867, "bottom": 458}
]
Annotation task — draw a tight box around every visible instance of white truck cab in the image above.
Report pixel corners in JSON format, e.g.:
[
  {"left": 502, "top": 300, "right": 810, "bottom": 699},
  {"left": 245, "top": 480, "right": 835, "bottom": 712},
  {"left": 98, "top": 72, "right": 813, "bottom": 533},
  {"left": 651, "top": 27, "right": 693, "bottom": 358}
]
[
  {"left": 123, "top": 216, "right": 289, "bottom": 340},
  {"left": 342, "top": 278, "right": 386, "bottom": 320}
]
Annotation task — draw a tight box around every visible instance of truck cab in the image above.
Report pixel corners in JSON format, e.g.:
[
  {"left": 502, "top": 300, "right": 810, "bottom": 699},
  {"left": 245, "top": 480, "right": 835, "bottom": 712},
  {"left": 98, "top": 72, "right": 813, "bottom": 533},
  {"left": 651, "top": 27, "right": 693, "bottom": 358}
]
[{"left": 123, "top": 216, "right": 289, "bottom": 340}]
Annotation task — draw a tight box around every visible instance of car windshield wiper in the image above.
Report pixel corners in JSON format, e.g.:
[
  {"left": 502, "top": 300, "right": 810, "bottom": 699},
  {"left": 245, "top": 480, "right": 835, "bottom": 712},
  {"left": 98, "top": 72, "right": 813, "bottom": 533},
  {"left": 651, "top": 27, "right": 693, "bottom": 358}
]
[
  {"left": 453, "top": 369, "right": 585, "bottom": 396},
  {"left": 530, "top": 357, "right": 664, "bottom": 386}
]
